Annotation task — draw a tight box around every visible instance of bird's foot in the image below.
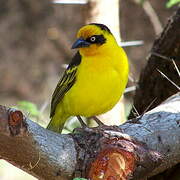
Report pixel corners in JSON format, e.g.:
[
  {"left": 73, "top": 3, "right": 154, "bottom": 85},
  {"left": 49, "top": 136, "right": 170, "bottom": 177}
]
[
  {"left": 91, "top": 116, "right": 105, "bottom": 126},
  {"left": 73, "top": 116, "right": 122, "bottom": 134},
  {"left": 76, "top": 115, "right": 87, "bottom": 128},
  {"left": 91, "top": 116, "right": 120, "bottom": 130},
  {"left": 73, "top": 116, "right": 93, "bottom": 133}
]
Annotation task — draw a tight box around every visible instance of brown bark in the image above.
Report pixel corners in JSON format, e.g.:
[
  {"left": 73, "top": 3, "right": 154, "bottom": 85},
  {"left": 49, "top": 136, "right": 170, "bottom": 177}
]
[{"left": 129, "top": 7, "right": 180, "bottom": 119}]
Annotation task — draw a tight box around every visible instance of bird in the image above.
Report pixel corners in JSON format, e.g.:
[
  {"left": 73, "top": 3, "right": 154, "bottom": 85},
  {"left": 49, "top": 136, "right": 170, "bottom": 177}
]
[{"left": 47, "top": 23, "right": 129, "bottom": 133}]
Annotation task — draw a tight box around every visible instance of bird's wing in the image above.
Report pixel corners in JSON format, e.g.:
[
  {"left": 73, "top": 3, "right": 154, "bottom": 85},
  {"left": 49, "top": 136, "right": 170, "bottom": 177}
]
[{"left": 50, "top": 52, "right": 81, "bottom": 118}]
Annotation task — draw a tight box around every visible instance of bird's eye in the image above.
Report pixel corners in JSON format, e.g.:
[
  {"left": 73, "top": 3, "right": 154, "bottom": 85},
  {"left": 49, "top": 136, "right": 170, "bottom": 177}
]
[{"left": 90, "top": 36, "right": 96, "bottom": 42}]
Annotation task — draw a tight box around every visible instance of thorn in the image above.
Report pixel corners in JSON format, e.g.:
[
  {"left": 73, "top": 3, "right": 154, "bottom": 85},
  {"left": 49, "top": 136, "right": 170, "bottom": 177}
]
[
  {"left": 151, "top": 52, "right": 173, "bottom": 61},
  {"left": 157, "top": 69, "right": 180, "bottom": 90},
  {"left": 172, "top": 60, "right": 180, "bottom": 77},
  {"left": 143, "top": 97, "right": 157, "bottom": 114},
  {"left": 132, "top": 105, "right": 140, "bottom": 117}
]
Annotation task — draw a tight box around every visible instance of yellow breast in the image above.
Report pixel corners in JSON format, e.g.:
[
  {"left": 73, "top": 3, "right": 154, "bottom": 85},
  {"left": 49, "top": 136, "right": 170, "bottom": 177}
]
[{"left": 63, "top": 46, "right": 129, "bottom": 117}]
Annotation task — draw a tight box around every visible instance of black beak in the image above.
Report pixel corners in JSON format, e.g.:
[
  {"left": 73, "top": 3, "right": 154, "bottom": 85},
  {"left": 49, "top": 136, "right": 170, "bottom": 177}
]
[{"left": 71, "top": 38, "right": 91, "bottom": 49}]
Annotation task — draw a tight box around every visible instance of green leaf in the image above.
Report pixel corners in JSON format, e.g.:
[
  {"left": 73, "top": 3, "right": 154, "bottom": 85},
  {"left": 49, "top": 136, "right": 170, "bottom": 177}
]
[
  {"left": 73, "top": 178, "right": 87, "bottom": 180},
  {"left": 17, "top": 101, "right": 40, "bottom": 116},
  {"left": 166, "top": 0, "right": 180, "bottom": 8}
]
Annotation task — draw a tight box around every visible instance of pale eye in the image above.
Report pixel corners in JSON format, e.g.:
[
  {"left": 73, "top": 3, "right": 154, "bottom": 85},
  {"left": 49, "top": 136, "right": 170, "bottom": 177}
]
[{"left": 90, "top": 36, "right": 96, "bottom": 42}]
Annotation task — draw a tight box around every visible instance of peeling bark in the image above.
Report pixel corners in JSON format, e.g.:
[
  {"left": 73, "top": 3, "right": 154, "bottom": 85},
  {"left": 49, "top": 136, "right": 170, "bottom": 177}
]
[
  {"left": 122, "top": 93, "right": 180, "bottom": 179},
  {"left": 0, "top": 93, "right": 180, "bottom": 180}
]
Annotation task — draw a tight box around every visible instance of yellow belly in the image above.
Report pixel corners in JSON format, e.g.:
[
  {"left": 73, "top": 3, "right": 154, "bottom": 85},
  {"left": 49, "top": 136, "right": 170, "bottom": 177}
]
[{"left": 62, "top": 54, "right": 128, "bottom": 117}]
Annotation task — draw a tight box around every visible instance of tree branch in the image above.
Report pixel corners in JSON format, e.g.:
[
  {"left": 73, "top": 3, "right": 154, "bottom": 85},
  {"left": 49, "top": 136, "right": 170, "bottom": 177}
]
[
  {"left": 123, "top": 93, "right": 180, "bottom": 179},
  {"left": 0, "top": 107, "right": 76, "bottom": 180},
  {"left": 0, "top": 93, "right": 179, "bottom": 179}
]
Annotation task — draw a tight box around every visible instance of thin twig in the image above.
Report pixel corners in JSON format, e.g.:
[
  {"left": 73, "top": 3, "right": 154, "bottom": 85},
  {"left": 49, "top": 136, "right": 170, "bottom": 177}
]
[
  {"left": 151, "top": 52, "right": 172, "bottom": 61},
  {"left": 128, "top": 74, "right": 138, "bottom": 83},
  {"left": 120, "top": 40, "right": 144, "bottom": 47},
  {"left": 133, "top": 0, "right": 163, "bottom": 35},
  {"left": 142, "top": 0, "right": 163, "bottom": 35},
  {"left": 151, "top": 52, "right": 180, "bottom": 77},
  {"left": 128, "top": 98, "right": 157, "bottom": 124},
  {"left": 132, "top": 105, "right": 140, "bottom": 117},
  {"left": 173, "top": 60, "right": 180, "bottom": 77},
  {"left": 157, "top": 69, "right": 180, "bottom": 90},
  {"left": 143, "top": 97, "right": 157, "bottom": 115},
  {"left": 124, "top": 86, "right": 136, "bottom": 93},
  {"left": 53, "top": 0, "right": 88, "bottom": 4},
  {"left": 39, "top": 101, "right": 49, "bottom": 114}
]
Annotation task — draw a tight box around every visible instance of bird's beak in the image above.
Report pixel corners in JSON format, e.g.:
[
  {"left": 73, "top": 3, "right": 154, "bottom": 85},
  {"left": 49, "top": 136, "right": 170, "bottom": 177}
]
[{"left": 71, "top": 38, "right": 91, "bottom": 49}]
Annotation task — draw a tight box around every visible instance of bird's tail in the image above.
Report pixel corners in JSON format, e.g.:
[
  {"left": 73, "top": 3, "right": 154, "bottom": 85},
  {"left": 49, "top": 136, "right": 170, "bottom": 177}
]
[{"left": 47, "top": 109, "right": 69, "bottom": 133}]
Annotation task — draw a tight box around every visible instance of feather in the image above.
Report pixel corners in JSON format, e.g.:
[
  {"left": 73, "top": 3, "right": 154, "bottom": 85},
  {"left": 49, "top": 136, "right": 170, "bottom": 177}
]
[{"left": 50, "top": 52, "right": 81, "bottom": 117}]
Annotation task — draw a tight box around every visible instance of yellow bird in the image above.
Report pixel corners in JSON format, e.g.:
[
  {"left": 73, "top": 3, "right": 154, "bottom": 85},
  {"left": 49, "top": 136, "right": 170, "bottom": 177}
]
[{"left": 47, "top": 23, "right": 129, "bottom": 133}]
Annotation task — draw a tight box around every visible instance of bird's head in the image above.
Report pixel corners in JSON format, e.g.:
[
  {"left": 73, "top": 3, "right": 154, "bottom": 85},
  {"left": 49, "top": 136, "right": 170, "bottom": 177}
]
[{"left": 72, "top": 23, "right": 117, "bottom": 56}]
